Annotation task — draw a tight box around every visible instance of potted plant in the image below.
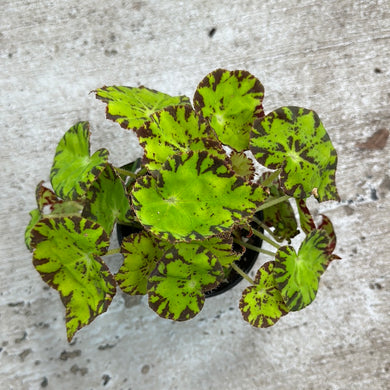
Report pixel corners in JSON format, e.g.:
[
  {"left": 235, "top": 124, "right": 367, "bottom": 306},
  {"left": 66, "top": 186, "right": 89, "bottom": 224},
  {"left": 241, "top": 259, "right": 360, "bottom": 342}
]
[{"left": 25, "top": 69, "right": 341, "bottom": 342}]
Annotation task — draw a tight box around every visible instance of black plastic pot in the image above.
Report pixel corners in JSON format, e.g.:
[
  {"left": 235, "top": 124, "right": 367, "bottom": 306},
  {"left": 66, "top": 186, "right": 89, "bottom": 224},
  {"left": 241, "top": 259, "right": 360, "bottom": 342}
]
[{"left": 116, "top": 212, "right": 263, "bottom": 298}]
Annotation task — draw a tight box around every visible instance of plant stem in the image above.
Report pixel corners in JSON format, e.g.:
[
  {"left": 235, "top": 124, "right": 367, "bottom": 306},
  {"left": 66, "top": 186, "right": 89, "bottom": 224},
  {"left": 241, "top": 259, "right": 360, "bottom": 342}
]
[
  {"left": 233, "top": 238, "right": 276, "bottom": 257},
  {"left": 251, "top": 228, "right": 280, "bottom": 249},
  {"left": 137, "top": 167, "right": 148, "bottom": 177},
  {"left": 251, "top": 217, "right": 284, "bottom": 243},
  {"left": 231, "top": 262, "right": 255, "bottom": 285},
  {"left": 259, "top": 169, "right": 281, "bottom": 188},
  {"left": 256, "top": 194, "right": 290, "bottom": 212},
  {"left": 104, "top": 248, "right": 121, "bottom": 256},
  {"left": 115, "top": 167, "right": 137, "bottom": 178}
]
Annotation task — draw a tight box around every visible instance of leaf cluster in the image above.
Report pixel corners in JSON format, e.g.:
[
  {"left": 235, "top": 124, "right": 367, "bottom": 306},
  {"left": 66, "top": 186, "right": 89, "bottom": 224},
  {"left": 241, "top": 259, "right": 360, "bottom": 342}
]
[{"left": 26, "top": 69, "right": 341, "bottom": 341}]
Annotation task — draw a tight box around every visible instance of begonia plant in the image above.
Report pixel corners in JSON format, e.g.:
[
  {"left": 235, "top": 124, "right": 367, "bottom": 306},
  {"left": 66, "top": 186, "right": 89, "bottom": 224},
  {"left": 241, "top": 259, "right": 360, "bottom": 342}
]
[{"left": 26, "top": 69, "right": 340, "bottom": 341}]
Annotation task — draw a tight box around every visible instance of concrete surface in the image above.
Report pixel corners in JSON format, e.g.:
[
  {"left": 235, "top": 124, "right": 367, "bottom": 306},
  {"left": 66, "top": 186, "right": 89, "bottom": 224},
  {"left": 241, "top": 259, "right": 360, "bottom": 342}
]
[{"left": 1, "top": 0, "right": 389, "bottom": 389}]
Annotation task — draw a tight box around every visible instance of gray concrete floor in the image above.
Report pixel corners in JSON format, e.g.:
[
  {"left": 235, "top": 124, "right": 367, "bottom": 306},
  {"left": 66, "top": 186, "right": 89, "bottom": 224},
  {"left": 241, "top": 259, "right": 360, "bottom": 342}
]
[{"left": 1, "top": 1, "right": 389, "bottom": 389}]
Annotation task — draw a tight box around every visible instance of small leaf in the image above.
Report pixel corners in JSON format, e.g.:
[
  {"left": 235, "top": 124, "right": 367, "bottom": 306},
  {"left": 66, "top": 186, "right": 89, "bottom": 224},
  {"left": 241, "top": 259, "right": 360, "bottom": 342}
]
[
  {"left": 116, "top": 231, "right": 171, "bottom": 295},
  {"left": 250, "top": 107, "right": 339, "bottom": 202},
  {"left": 30, "top": 216, "right": 115, "bottom": 341},
  {"left": 147, "top": 243, "right": 224, "bottom": 321},
  {"left": 95, "top": 86, "right": 191, "bottom": 130},
  {"left": 131, "top": 151, "right": 266, "bottom": 242},
  {"left": 273, "top": 230, "right": 332, "bottom": 311},
  {"left": 25, "top": 209, "right": 41, "bottom": 251},
  {"left": 229, "top": 151, "right": 255, "bottom": 180},
  {"left": 35, "top": 181, "right": 83, "bottom": 216},
  {"left": 194, "top": 69, "right": 264, "bottom": 151},
  {"left": 296, "top": 200, "right": 339, "bottom": 258},
  {"left": 260, "top": 172, "right": 299, "bottom": 242},
  {"left": 50, "top": 122, "right": 109, "bottom": 200},
  {"left": 137, "top": 105, "right": 225, "bottom": 170},
  {"left": 296, "top": 199, "right": 316, "bottom": 235},
  {"left": 318, "top": 214, "right": 338, "bottom": 256},
  {"left": 36, "top": 180, "right": 59, "bottom": 212},
  {"left": 82, "top": 164, "right": 133, "bottom": 235},
  {"left": 119, "top": 159, "right": 142, "bottom": 189},
  {"left": 239, "top": 261, "right": 289, "bottom": 328}
]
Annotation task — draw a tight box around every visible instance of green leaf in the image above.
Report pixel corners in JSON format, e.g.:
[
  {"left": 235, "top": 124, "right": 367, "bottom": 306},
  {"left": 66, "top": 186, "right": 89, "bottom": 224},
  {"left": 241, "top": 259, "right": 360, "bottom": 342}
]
[
  {"left": 296, "top": 200, "right": 339, "bottom": 258},
  {"left": 250, "top": 107, "right": 339, "bottom": 202},
  {"left": 51, "top": 201, "right": 84, "bottom": 216},
  {"left": 116, "top": 231, "right": 171, "bottom": 295},
  {"left": 229, "top": 151, "right": 255, "bottom": 180},
  {"left": 239, "top": 261, "right": 289, "bottom": 328},
  {"left": 25, "top": 182, "right": 83, "bottom": 250},
  {"left": 30, "top": 216, "right": 115, "bottom": 341},
  {"left": 95, "top": 85, "right": 191, "bottom": 130},
  {"left": 147, "top": 243, "right": 224, "bottom": 321},
  {"left": 193, "top": 69, "right": 264, "bottom": 152},
  {"left": 82, "top": 164, "right": 133, "bottom": 235},
  {"left": 131, "top": 151, "right": 266, "bottom": 242},
  {"left": 194, "top": 235, "right": 241, "bottom": 268},
  {"left": 273, "top": 230, "right": 332, "bottom": 311},
  {"left": 50, "top": 122, "right": 109, "bottom": 201},
  {"left": 318, "top": 214, "right": 339, "bottom": 258},
  {"left": 296, "top": 199, "right": 316, "bottom": 235},
  {"left": 137, "top": 105, "right": 225, "bottom": 170},
  {"left": 260, "top": 172, "right": 299, "bottom": 242},
  {"left": 25, "top": 209, "right": 41, "bottom": 251},
  {"left": 36, "top": 180, "right": 59, "bottom": 212},
  {"left": 119, "top": 159, "right": 142, "bottom": 188}
]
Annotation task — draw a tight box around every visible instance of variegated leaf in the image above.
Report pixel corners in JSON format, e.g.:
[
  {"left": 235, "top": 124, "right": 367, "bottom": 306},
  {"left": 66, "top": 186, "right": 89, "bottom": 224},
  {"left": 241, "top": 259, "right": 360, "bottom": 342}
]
[
  {"left": 30, "top": 216, "right": 115, "bottom": 341},
  {"left": 274, "top": 230, "right": 332, "bottom": 311},
  {"left": 250, "top": 107, "right": 339, "bottom": 202},
  {"left": 50, "top": 122, "right": 109, "bottom": 200},
  {"left": 147, "top": 243, "right": 224, "bottom": 321},
  {"left": 25, "top": 209, "right": 41, "bottom": 251},
  {"left": 240, "top": 261, "right": 289, "bottom": 327},
  {"left": 116, "top": 231, "right": 171, "bottom": 295},
  {"left": 229, "top": 151, "right": 255, "bottom": 180},
  {"left": 296, "top": 198, "right": 316, "bottom": 235},
  {"left": 260, "top": 172, "right": 299, "bottom": 242},
  {"left": 131, "top": 151, "right": 266, "bottom": 242},
  {"left": 82, "top": 164, "right": 133, "bottom": 235},
  {"left": 95, "top": 85, "right": 191, "bottom": 130},
  {"left": 194, "top": 69, "right": 264, "bottom": 151},
  {"left": 137, "top": 105, "right": 225, "bottom": 170}
]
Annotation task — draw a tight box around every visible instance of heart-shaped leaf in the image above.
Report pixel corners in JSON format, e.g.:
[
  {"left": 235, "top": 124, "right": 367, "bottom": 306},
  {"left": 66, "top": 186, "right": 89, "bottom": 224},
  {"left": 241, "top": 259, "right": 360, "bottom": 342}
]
[
  {"left": 273, "top": 230, "right": 332, "bottom": 311},
  {"left": 30, "top": 216, "right": 115, "bottom": 341},
  {"left": 239, "top": 261, "right": 289, "bottom": 328},
  {"left": 82, "top": 164, "right": 133, "bottom": 235},
  {"left": 147, "top": 243, "right": 224, "bottom": 321},
  {"left": 95, "top": 85, "right": 191, "bottom": 130},
  {"left": 116, "top": 231, "right": 171, "bottom": 295},
  {"left": 193, "top": 69, "right": 264, "bottom": 151},
  {"left": 250, "top": 107, "right": 339, "bottom": 202},
  {"left": 50, "top": 122, "right": 109, "bottom": 201},
  {"left": 137, "top": 105, "right": 225, "bottom": 170},
  {"left": 131, "top": 151, "right": 266, "bottom": 242}
]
